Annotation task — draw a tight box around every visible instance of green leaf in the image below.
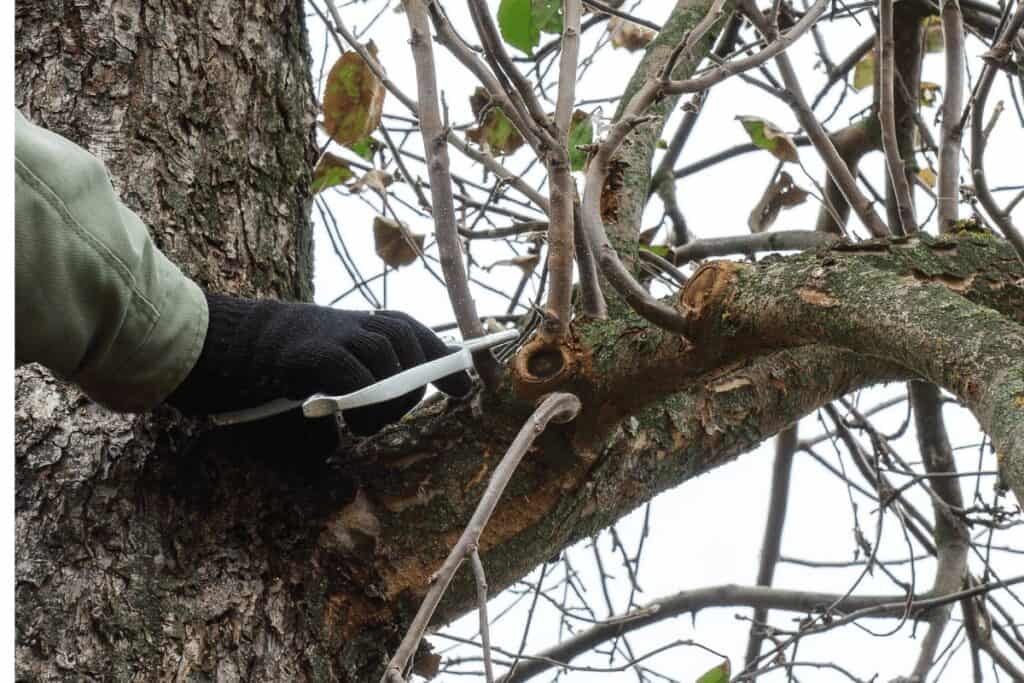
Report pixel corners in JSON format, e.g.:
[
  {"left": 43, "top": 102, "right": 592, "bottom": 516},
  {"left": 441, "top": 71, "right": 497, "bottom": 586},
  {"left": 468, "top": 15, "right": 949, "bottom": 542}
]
[
  {"left": 567, "top": 110, "right": 593, "bottom": 171},
  {"left": 311, "top": 152, "right": 354, "bottom": 193},
  {"left": 322, "top": 48, "right": 386, "bottom": 147},
  {"left": 736, "top": 115, "right": 799, "bottom": 163},
  {"left": 467, "top": 87, "right": 525, "bottom": 155},
  {"left": 532, "top": 0, "right": 563, "bottom": 34},
  {"left": 349, "top": 136, "right": 378, "bottom": 161},
  {"left": 639, "top": 244, "right": 671, "bottom": 258},
  {"left": 695, "top": 660, "right": 730, "bottom": 683},
  {"left": 467, "top": 107, "right": 525, "bottom": 155},
  {"left": 498, "top": 0, "right": 539, "bottom": 55},
  {"left": 853, "top": 51, "right": 875, "bottom": 91}
]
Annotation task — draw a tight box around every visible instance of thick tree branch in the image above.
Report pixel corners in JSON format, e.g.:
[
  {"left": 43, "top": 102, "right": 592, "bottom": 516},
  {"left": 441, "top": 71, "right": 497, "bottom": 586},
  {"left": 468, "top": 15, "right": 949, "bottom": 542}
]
[{"left": 676, "top": 232, "right": 1024, "bottom": 502}]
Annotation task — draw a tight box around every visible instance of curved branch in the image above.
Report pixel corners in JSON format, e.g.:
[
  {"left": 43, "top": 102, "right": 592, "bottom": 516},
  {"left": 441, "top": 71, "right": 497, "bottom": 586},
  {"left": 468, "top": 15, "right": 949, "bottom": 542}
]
[
  {"left": 971, "top": 1, "right": 1024, "bottom": 263},
  {"left": 381, "top": 393, "right": 581, "bottom": 683},
  {"left": 504, "top": 581, "right": 938, "bottom": 682},
  {"left": 676, "top": 232, "right": 1024, "bottom": 502}
]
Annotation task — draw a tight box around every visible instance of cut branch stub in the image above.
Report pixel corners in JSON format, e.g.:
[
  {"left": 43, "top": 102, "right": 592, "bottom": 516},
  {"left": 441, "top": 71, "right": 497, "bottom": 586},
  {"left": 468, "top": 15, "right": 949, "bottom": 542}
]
[
  {"left": 511, "top": 335, "right": 582, "bottom": 400},
  {"left": 677, "top": 260, "right": 748, "bottom": 344}
]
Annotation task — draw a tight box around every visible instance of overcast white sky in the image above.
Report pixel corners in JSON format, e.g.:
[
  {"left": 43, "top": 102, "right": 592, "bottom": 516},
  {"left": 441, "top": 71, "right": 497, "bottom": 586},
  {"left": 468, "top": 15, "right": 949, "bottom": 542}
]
[{"left": 303, "top": 2, "right": 1024, "bottom": 681}]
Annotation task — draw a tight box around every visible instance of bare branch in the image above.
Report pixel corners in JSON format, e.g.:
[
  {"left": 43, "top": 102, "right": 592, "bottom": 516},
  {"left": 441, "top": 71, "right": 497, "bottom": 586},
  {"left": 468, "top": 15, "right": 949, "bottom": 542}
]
[
  {"left": 502, "top": 582, "right": 947, "bottom": 682},
  {"left": 673, "top": 229, "right": 838, "bottom": 263},
  {"left": 402, "top": 1, "right": 487, "bottom": 347},
  {"left": 470, "top": 549, "right": 496, "bottom": 683},
  {"left": 878, "top": 0, "right": 918, "bottom": 235},
  {"left": 939, "top": 0, "right": 966, "bottom": 232},
  {"left": 738, "top": 0, "right": 889, "bottom": 237},
  {"left": 661, "top": 0, "right": 827, "bottom": 96},
  {"left": 971, "top": 1, "right": 1024, "bottom": 263},
  {"left": 907, "top": 382, "right": 969, "bottom": 680},
  {"left": 744, "top": 425, "right": 798, "bottom": 667},
  {"left": 380, "top": 392, "right": 581, "bottom": 683},
  {"left": 542, "top": 0, "right": 582, "bottom": 339}
]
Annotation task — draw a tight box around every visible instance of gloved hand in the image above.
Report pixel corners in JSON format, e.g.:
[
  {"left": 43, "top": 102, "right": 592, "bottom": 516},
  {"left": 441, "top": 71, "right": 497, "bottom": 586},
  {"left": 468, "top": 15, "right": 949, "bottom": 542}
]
[{"left": 167, "top": 293, "right": 473, "bottom": 435}]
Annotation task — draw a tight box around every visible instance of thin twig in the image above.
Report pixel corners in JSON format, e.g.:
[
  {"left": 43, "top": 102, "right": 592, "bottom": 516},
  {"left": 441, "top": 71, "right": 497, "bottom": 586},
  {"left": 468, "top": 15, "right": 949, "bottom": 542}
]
[
  {"left": 744, "top": 425, "right": 798, "bottom": 667},
  {"left": 470, "top": 549, "right": 496, "bottom": 683},
  {"left": 402, "top": 0, "right": 495, "bottom": 381},
  {"left": 738, "top": 0, "right": 889, "bottom": 237},
  {"left": 970, "top": 0, "right": 1024, "bottom": 263}
]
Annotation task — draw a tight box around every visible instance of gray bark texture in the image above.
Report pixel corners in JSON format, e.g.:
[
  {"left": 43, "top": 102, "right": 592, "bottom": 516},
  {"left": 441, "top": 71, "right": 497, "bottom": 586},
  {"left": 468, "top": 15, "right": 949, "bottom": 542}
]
[
  {"left": 15, "top": 0, "right": 328, "bottom": 679},
  {"left": 14, "top": 1, "right": 1024, "bottom": 682}
]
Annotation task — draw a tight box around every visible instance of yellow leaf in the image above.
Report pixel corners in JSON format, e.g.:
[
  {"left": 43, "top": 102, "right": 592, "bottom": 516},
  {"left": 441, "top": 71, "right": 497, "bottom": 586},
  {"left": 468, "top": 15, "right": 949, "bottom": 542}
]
[
  {"left": 736, "top": 116, "right": 799, "bottom": 163},
  {"left": 853, "top": 50, "right": 875, "bottom": 91},
  {"left": 918, "top": 167, "right": 937, "bottom": 188}
]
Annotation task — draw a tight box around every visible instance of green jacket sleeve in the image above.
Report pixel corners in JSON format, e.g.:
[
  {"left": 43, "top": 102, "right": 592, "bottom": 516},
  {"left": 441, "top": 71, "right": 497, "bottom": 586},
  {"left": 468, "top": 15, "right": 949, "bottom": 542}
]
[{"left": 15, "top": 109, "right": 208, "bottom": 412}]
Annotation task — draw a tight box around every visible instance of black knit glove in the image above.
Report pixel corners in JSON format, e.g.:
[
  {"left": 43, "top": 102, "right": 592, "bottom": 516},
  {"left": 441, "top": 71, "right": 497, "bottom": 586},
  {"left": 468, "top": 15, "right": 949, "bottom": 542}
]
[{"left": 167, "top": 293, "right": 472, "bottom": 435}]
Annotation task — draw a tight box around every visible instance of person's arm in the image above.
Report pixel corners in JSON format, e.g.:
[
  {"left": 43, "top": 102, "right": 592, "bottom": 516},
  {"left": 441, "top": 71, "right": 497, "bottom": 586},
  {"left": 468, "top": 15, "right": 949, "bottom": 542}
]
[
  {"left": 15, "top": 110, "right": 471, "bottom": 431},
  {"left": 15, "top": 109, "right": 207, "bottom": 411}
]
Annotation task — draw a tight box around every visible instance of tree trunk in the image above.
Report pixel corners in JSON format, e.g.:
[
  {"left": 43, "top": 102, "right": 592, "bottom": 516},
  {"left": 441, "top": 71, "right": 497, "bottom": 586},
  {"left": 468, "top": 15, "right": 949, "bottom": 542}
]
[{"left": 14, "top": 0, "right": 331, "bottom": 679}]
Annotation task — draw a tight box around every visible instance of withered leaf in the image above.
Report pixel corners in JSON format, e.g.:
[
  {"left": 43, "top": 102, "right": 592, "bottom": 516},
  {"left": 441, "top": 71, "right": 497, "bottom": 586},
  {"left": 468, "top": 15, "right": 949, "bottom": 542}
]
[
  {"left": 351, "top": 169, "right": 394, "bottom": 195},
  {"left": 322, "top": 46, "right": 386, "bottom": 148},
  {"left": 373, "top": 215, "right": 425, "bottom": 268},
  {"left": 748, "top": 171, "right": 809, "bottom": 233},
  {"left": 608, "top": 16, "right": 656, "bottom": 52}
]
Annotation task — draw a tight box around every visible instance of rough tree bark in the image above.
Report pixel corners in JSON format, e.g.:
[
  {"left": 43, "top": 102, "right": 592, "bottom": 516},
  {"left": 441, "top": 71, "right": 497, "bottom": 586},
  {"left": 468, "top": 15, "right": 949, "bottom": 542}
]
[{"left": 14, "top": 2, "right": 1024, "bottom": 682}]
